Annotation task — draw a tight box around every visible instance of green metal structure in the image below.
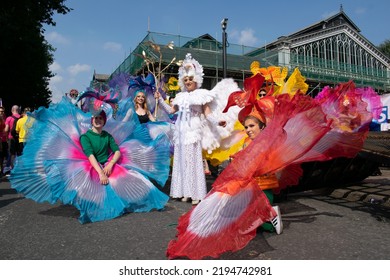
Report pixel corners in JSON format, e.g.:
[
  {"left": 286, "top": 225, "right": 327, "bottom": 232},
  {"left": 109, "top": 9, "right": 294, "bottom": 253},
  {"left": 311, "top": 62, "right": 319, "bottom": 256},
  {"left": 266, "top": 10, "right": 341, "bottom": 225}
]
[{"left": 108, "top": 10, "right": 390, "bottom": 95}]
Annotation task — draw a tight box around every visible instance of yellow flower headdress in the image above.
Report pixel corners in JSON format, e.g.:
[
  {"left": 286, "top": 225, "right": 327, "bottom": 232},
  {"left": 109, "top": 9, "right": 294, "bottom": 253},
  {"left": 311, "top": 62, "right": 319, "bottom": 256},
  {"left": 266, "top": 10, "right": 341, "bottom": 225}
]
[{"left": 250, "top": 61, "right": 308, "bottom": 97}]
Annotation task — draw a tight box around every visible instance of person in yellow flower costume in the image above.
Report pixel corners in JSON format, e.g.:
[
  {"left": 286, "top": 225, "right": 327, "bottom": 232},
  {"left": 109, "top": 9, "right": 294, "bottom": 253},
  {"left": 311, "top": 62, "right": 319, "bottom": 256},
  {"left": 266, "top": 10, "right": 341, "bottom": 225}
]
[{"left": 204, "top": 61, "right": 310, "bottom": 169}]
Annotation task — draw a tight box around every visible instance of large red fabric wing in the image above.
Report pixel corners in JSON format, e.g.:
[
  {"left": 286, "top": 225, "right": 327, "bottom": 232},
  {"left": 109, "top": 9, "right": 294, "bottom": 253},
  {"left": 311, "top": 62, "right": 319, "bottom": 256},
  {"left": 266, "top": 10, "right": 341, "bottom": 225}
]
[
  {"left": 167, "top": 95, "right": 332, "bottom": 259},
  {"left": 214, "top": 94, "right": 332, "bottom": 192},
  {"left": 167, "top": 84, "right": 375, "bottom": 260},
  {"left": 167, "top": 179, "right": 274, "bottom": 260}
]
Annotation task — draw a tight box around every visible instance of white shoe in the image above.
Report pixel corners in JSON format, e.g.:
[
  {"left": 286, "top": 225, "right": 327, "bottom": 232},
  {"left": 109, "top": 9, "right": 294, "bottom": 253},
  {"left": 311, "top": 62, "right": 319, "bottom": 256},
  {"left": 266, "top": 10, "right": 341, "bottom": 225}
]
[
  {"left": 191, "top": 200, "right": 200, "bottom": 205},
  {"left": 181, "top": 197, "right": 189, "bottom": 202},
  {"left": 271, "top": 206, "right": 283, "bottom": 235}
]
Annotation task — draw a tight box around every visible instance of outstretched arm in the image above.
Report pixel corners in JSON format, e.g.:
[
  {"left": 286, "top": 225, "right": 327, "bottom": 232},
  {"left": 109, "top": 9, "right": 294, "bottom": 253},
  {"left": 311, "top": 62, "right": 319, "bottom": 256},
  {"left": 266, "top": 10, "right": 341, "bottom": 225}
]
[
  {"left": 154, "top": 91, "right": 177, "bottom": 114},
  {"left": 122, "top": 108, "right": 133, "bottom": 122},
  {"left": 148, "top": 111, "right": 156, "bottom": 122},
  {"left": 204, "top": 103, "right": 226, "bottom": 127}
]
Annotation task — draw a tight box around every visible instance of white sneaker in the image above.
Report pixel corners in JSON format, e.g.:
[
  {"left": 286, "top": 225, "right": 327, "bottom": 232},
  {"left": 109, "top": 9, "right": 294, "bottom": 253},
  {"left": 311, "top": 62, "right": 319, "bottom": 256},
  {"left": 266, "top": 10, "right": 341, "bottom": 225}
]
[
  {"left": 191, "top": 200, "right": 200, "bottom": 205},
  {"left": 271, "top": 206, "right": 283, "bottom": 235},
  {"left": 181, "top": 197, "right": 189, "bottom": 202}
]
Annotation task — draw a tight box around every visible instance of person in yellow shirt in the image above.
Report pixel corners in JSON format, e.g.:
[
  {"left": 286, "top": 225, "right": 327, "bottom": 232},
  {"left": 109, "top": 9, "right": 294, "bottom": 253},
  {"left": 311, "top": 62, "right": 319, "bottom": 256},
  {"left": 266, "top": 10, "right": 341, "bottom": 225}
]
[{"left": 15, "top": 107, "right": 32, "bottom": 155}]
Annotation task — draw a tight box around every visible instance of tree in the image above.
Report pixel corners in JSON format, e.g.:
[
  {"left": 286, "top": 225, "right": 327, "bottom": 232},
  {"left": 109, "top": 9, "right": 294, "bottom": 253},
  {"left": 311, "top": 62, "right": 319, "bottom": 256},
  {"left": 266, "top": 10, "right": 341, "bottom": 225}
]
[
  {"left": 378, "top": 39, "right": 390, "bottom": 59},
  {"left": 0, "top": 0, "right": 71, "bottom": 113}
]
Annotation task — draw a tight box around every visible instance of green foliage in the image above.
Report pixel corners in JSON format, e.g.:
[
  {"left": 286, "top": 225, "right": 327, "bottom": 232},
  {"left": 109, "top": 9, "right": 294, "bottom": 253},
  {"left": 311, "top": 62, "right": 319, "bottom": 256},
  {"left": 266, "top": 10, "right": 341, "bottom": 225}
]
[
  {"left": 0, "top": 0, "right": 71, "bottom": 112},
  {"left": 377, "top": 39, "right": 390, "bottom": 59}
]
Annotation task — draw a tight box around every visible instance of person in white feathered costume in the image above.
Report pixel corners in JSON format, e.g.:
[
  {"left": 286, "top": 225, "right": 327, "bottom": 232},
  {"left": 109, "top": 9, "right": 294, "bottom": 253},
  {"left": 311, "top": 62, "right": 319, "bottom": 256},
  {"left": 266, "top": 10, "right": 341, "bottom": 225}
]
[{"left": 157, "top": 53, "right": 241, "bottom": 205}]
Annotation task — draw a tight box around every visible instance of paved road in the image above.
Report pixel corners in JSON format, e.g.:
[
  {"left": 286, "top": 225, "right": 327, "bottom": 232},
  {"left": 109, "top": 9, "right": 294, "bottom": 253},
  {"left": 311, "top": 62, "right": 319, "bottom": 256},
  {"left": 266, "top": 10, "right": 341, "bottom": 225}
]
[{"left": 0, "top": 168, "right": 389, "bottom": 260}]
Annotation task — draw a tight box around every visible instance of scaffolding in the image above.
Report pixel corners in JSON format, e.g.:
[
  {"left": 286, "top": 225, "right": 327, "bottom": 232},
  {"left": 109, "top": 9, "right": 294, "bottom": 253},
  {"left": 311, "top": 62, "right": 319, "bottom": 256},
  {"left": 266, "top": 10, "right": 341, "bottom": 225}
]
[{"left": 110, "top": 31, "right": 390, "bottom": 93}]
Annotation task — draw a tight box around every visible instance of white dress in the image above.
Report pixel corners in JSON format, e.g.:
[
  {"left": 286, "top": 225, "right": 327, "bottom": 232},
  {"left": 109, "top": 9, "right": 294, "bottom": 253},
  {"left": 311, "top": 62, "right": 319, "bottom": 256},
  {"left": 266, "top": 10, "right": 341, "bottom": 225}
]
[
  {"left": 170, "top": 88, "right": 214, "bottom": 200},
  {"left": 170, "top": 79, "right": 241, "bottom": 200}
]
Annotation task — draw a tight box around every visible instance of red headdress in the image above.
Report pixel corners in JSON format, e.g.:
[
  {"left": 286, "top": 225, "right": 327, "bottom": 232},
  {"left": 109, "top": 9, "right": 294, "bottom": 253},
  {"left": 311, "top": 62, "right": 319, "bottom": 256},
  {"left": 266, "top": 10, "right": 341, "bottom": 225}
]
[{"left": 223, "top": 73, "right": 274, "bottom": 125}]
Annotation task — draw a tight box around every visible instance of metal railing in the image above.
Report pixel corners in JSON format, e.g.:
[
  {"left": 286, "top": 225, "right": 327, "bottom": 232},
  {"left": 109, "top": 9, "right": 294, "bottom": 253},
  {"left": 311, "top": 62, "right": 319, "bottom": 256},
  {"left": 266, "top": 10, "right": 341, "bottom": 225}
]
[{"left": 110, "top": 32, "right": 390, "bottom": 92}]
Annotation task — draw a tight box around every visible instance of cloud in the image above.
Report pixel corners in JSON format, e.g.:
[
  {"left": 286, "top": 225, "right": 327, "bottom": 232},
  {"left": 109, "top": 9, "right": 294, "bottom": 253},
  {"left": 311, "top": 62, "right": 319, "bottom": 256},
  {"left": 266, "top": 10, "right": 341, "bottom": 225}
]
[
  {"left": 103, "top": 41, "right": 123, "bottom": 52},
  {"left": 231, "top": 28, "right": 258, "bottom": 46},
  {"left": 46, "top": 31, "right": 70, "bottom": 45},
  {"left": 49, "top": 61, "right": 62, "bottom": 73},
  {"left": 47, "top": 61, "right": 92, "bottom": 104},
  {"left": 49, "top": 76, "right": 65, "bottom": 103},
  {"left": 354, "top": 7, "right": 366, "bottom": 15},
  {"left": 67, "top": 63, "right": 92, "bottom": 76},
  {"left": 50, "top": 74, "right": 63, "bottom": 84}
]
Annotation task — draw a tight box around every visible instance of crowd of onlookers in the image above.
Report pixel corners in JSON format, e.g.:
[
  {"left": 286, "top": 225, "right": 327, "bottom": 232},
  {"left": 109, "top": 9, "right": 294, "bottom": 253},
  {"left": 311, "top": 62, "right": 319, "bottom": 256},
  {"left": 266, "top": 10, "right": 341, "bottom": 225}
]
[{"left": 0, "top": 104, "right": 31, "bottom": 177}]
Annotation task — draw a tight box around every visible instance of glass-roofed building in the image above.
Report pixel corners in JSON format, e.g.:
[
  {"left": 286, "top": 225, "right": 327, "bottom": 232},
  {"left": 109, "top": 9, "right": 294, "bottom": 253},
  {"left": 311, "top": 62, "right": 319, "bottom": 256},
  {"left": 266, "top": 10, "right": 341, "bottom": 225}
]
[{"left": 93, "top": 7, "right": 390, "bottom": 96}]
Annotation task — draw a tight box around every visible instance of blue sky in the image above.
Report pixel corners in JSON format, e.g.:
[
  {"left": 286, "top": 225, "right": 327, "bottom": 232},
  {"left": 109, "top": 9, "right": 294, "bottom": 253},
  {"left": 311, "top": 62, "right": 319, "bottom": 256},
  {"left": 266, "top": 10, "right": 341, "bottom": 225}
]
[{"left": 44, "top": 0, "right": 390, "bottom": 103}]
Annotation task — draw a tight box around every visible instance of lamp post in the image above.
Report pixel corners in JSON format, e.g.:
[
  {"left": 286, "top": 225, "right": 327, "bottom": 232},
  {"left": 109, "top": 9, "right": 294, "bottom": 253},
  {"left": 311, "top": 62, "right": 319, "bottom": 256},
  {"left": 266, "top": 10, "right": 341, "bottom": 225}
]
[{"left": 221, "top": 18, "right": 228, "bottom": 78}]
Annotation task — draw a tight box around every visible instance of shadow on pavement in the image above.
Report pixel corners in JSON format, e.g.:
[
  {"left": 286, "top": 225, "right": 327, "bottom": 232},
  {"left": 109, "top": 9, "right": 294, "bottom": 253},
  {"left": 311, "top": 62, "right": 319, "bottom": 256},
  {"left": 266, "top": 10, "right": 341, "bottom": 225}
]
[
  {"left": 39, "top": 204, "right": 80, "bottom": 219},
  {"left": 0, "top": 197, "right": 24, "bottom": 209}
]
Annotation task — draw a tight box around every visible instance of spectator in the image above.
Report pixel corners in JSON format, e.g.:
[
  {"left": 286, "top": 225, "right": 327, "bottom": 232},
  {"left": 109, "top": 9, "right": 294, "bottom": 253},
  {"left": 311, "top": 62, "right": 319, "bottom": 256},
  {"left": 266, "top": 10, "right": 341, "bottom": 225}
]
[
  {"left": 4, "top": 105, "right": 20, "bottom": 172},
  {"left": 15, "top": 107, "right": 32, "bottom": 155},
  {"left": 0, "top": 106, "right": 8, "bottom": 176}
]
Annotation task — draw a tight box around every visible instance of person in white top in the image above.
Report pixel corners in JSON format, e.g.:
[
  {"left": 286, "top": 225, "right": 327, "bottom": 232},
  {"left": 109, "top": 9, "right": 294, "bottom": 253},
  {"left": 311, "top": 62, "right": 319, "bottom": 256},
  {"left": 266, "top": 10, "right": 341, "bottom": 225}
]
[{"left": 156, "top": 54, "right": 229, "bottom": 205}]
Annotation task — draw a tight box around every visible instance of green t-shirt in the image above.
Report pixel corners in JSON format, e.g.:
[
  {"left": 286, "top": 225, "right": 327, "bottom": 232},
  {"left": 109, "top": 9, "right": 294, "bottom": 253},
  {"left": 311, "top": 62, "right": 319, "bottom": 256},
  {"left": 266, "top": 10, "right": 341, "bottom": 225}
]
[{"left": 80, "top": 130, "right": 119, "bottom": 164}]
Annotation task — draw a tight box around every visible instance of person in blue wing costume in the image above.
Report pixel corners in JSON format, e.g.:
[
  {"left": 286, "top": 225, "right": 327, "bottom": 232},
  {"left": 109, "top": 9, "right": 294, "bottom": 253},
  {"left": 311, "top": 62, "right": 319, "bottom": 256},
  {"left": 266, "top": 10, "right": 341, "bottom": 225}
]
[
  {"left": 79, "top": 110, "right": 121, "bottom": 185},
  {"left": 9, "top": 98, "right": 171, "bottom": 223}
]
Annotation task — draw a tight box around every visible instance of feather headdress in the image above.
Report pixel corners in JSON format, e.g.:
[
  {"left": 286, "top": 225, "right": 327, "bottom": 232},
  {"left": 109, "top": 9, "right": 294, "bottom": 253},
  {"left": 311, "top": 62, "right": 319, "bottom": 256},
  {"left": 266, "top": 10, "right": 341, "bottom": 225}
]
[
  {"left": 178, "top": 53, "right": 204, "bottom": 91},
  {"left": 77, "top": 85, "right": 120, "bottom": 118},
  {"left": 128, "top": 73, "right": 156, "bottom": 99}
]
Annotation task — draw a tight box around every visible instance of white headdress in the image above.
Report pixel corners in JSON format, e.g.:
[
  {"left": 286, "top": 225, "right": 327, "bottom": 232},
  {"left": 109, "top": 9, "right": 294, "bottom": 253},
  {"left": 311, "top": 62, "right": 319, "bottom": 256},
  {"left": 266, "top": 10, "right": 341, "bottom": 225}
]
[{"left": 178, "top": 53, "right": 204, "bottom": 91}]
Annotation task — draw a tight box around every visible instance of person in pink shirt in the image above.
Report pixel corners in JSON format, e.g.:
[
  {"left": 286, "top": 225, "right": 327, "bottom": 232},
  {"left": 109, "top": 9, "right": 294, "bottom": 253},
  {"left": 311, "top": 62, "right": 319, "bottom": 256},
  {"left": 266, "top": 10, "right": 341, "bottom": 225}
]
[
  {"left": 4, "top": 105, "right": 20, "bottom": 172},
  {"left": 0, "top": 106, "right": 7, "bottom": 175}
]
